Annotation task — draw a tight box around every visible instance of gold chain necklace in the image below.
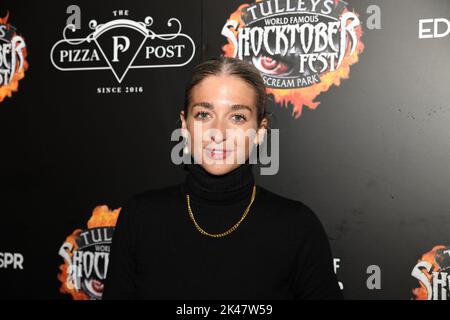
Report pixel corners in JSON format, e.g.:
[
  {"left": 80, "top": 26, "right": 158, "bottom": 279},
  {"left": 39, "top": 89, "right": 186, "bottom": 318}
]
[{"left": 185, "top": 185, "right": 257, "bottom": 238}]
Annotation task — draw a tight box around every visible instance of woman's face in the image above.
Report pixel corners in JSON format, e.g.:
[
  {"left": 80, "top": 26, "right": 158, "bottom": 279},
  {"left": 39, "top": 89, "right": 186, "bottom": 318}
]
[{"left": 180, "top": 74, "right": 267, "bottom": 175}]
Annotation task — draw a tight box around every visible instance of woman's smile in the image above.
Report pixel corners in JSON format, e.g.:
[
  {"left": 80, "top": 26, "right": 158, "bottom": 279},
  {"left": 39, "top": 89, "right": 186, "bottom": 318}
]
[{"left": 204, "top": 147, "right": 233, "bottom": 160}]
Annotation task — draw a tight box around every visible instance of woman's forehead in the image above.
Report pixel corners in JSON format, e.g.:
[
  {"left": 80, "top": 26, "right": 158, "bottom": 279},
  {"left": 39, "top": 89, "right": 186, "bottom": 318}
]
[{"left": 190, "top": 75, "right": 257, "bottom": 108}]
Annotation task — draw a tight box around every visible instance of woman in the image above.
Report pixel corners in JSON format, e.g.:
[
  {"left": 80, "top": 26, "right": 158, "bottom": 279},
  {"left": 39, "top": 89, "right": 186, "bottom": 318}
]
[{"left": 103, "top": 57, "right": 343, "bottom": 300}]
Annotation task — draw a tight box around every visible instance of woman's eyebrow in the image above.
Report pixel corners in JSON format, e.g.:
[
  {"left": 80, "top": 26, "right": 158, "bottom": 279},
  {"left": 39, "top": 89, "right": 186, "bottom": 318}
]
[
  {"left": 192, "top": 102, "right": 213, "bottom": 109},
  {"left": 231, "top": 104, "right": 253, "bottom": 113},
  {"left": 191, "top": 102, "right": 253, "bottom": 113}
]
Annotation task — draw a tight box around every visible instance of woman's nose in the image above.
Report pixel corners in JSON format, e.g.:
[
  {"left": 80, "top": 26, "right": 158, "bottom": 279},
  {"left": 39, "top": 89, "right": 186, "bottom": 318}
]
[
  {"left": 211, "top": 132, "right": 226, "bottom": 143},
  {"left": 209, "top": 122, "right": 227, "bottom": 143}
]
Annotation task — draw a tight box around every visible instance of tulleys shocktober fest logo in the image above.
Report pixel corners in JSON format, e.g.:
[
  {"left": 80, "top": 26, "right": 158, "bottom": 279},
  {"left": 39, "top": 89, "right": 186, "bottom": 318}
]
[
  {"left": 50, "top": 15, "right": 195, "bottom": 83},
  {"left": 411, "top": 245, "right": 450, "bottom": 300},
  {"left": 0, "top": 12, "right": 28, "bottom": 103},
  {"left": 58, "top": 205, "right": 121, "bottom": 300},
  {"left": 222, "top": 0, "right": 364, "bottom": 118}
]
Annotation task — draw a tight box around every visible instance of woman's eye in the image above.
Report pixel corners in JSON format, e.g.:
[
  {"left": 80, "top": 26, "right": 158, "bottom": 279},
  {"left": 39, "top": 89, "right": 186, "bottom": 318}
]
[
  {"left": 231, "top": 114, "right": 247, "bottom": 122},
  {"left": 194, "top": 111, "right": 211, "bottom": 120}
]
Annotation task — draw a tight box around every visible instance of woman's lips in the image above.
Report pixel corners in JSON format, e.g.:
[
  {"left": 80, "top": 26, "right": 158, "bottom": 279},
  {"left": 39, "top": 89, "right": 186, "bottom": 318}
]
[{"left": 204, "top": 148, "right": 232, "bottom": 160}]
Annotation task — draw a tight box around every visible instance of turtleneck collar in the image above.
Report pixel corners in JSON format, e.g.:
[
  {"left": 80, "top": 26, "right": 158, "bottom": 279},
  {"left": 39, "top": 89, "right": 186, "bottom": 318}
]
[{"left": 182, "top": 159, "right": 255, "bottom": 206}]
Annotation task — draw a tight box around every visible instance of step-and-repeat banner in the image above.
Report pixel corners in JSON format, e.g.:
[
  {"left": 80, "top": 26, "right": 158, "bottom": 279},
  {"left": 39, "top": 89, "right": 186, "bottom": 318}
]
[{"left": 1, "top": 0, "right": 449, "bottom": 300}]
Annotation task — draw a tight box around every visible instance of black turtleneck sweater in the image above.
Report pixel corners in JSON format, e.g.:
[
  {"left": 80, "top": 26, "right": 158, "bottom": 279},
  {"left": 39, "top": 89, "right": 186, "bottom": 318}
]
[{"left": 103, "top": 163, "right": 343, "bottom": 300}]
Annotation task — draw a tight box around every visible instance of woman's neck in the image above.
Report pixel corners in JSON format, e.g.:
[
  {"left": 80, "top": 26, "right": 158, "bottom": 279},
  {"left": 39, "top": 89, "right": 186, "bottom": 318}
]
[{"left": 182, "top": 160, "right": 255, "bottom": 206}]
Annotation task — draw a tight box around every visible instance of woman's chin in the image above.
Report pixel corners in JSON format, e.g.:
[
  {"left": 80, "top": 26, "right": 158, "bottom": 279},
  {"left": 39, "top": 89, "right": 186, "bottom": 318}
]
[{"left": 200, "top": 162, "right": 241, "bottom": 176}]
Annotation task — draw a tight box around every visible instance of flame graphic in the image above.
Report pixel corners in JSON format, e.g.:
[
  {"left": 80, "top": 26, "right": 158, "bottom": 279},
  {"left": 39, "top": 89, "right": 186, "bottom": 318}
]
[
  {"left": 57, "top": 205, "right": 121, "bottom": 300},
  {"left": 0, "top": 12, "right": 29, "bottom": 103},
  {"left": 87, "top": 205, "right": 121, "bottom": 228},
  {"left": 412, "top": 245, "right": 446, "bottom": 300},
  {"left": 222, "top": 2, "right": 364, "bottom": 119},
  {"left": 222, "top": 3, "right": 250, "bottom": 58}
]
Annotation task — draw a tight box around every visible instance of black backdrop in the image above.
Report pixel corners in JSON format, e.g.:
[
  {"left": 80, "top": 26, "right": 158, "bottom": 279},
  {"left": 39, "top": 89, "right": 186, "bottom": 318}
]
[{"left": 1, "top": 0, "right": 450, "bottom": 300}]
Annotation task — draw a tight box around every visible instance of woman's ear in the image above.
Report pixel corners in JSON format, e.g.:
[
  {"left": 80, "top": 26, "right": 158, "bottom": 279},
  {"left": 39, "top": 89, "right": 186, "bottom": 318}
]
[
  {"left": 180, "top": 110, "right": 191, "bottom": 155},
  {"left": 254, "top": 118, "right": 268, "bottom": 145},
  {"left": 180, "top": 110, "right": 188, "bottom": 132}
]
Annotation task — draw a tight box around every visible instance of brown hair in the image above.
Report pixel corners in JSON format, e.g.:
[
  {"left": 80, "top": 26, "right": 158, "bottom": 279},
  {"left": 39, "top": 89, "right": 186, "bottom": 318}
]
[{"left": 183, "top": 57, "right": 268, "bottom": 124}]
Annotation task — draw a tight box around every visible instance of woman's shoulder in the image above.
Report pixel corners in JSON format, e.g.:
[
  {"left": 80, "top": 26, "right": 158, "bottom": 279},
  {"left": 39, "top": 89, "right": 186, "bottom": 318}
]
[
  {"left": 255, "top": 186, "right": 332, "bottom": 248},
  {"left": 256, "top": 185, "right": 314, "bottom": 213},
  {"left": 255, "top": 185, "right": 324, "bottom": 230}
]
